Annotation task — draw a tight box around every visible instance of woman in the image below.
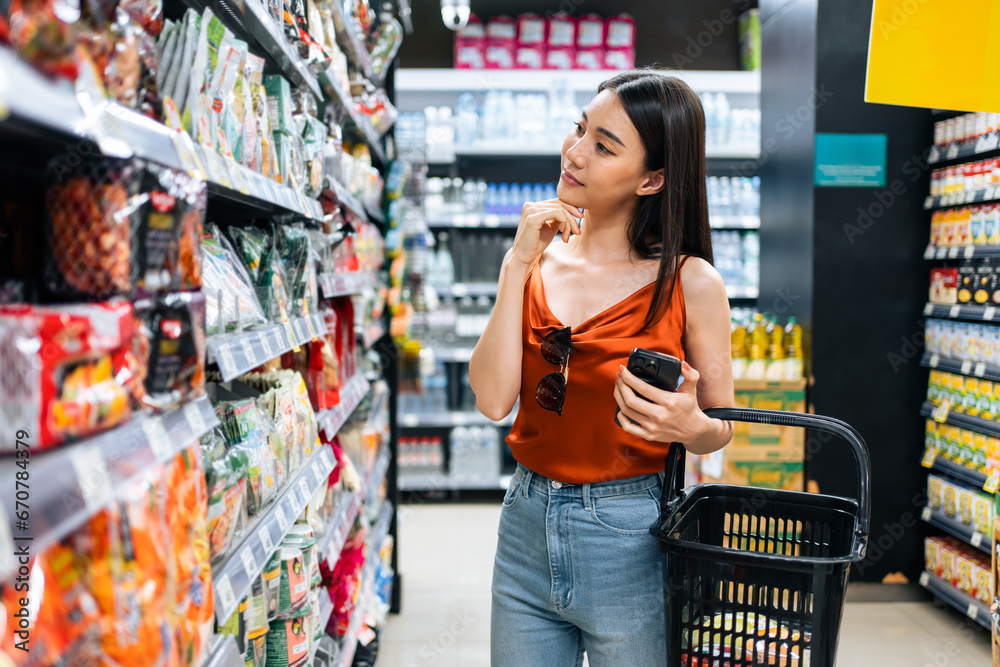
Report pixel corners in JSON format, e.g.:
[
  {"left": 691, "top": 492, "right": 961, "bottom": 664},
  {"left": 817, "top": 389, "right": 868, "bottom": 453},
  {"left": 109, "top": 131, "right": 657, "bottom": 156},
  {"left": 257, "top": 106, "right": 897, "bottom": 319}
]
[{"left": 469, "top": 70, "right": 735, "bottom": 666}]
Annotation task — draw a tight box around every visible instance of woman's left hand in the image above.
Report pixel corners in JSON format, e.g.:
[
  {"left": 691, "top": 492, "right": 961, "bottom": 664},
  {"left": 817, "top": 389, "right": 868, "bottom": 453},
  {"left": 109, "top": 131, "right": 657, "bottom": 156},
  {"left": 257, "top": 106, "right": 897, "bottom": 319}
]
[{"left": 613, "top": 360, "right": 709, "bottom": 445}]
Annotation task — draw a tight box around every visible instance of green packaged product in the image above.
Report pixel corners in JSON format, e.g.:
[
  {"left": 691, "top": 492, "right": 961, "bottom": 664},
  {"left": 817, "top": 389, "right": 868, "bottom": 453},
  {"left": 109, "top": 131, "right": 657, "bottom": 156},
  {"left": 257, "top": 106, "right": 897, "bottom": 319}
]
[
  {"left": 247, "top": 575, "right": 270, "bottom": 640},
  {"left": 270, "top": 546, "right": 310, "bottom": 618},
  {"left": 274, "top": 223, "right": 311, "bottom": 316},
  {"left": 218, "top": 398, "right": 276, "bottom": 515},
  {"left": 283, "top": 532, "right": 319, "bottom": 589},
  {"left": 202, "top": 426, "right": 249, "bottom": 563},
  {"left": 262, "top": 548, "right": 282, "bottom": 619},
  {"left": 218, "top": 593, "right": 250, "bottom": 652},
  {"left": 265, "top": 74, "right": 294, "bottom": 136},
  {"left": 228, "top": 226, "right": 269, "bottom": 282},
  {"left": 245, "top": 634, "right": 266, "bottom": 667},
  {"left": 308, "top": 590, "right": 323, "bottom": 642},
  {"left": 265, "top": 611, "right": 311, "bottom": 667}
]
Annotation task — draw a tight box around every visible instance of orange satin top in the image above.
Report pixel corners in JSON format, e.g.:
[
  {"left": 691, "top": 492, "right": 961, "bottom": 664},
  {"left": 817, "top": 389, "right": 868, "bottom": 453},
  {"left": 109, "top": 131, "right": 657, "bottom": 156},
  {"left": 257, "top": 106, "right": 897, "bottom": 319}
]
[{"left": 505, "top": 256, "right": 687, "bottom": 484}]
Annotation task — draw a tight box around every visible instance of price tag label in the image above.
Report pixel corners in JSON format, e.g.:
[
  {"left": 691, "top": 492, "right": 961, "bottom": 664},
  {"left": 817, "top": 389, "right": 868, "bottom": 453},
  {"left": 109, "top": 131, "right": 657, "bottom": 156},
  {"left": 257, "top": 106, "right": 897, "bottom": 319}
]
[
  {"left": 984, "top": 134, "right": 999, "bottom": 152},
  {"left": 968, "top": 603, "right": 979, "bottom": 621},
  {"left": 289, "top": 492, "right": 302, "bottom": 517},
  {"left": 260, "top": 332, "right": 275, "bottom": 360},
  {"left": 70, "top": 446, "right": 111, "bottom": 512},
  {"left": 950, "top": 305, "right": 962, "bottom": 318},
  {"left": 295, "top": 319, "right": 307, "bottom": 343},
  {"left": 184, "top": 402, "right": 207, "bottom": 434},
  {"left": 241, "top": 338, "right": 257, "bottom": 366},
  {"left": 217, "top": 345, "right": 237, "bottom": 377},
  {"left": 919, "top": 571, "right": 930, "bottom": 587},
  {"left": 215, "top": 574, "right": 237, "bottom": 619},
  {"left": 298, "top": 478, "right": 311, "bottom": 501},
  {"left": 925, "top": 196, "right": 935, "bottom": 209},
  {"left": 402, "top": 414, "right": 418, "bottom": 428},
  {"left": 933, "top": 399, "right": 952, "bottom": 424},
  {"left": 142, "top": 418, "right": 172, "bottom": 462},
  {"left": 921, "top": 506, "right": 932, "bottom": 521},
  {"left": 258, "top": 526, "right": 274, "bottom": 554},
  {"left": 972, "top": 532, "right": 984, "bottom": 548},
  {"left": 924, "top": 303, "right": 935, "bottom": 316},
  {"left": 936, "top": 246, "right": 948, "bottom": 259},
  {"left": 967, "top": 190, "right": 978, "bottom": 204},
  {"left": 240, "top": 545, "right": 259, "bottom": 579},
  {"left": 964, "top": 246, "right": 976, "bottom": 259},
  {"left": 948, "top": 246, "right": 960, "bottom": 259},
  {"left": 961, "top": 360, "right": 973, "bottom": 375},
  {"left": 275, "top": 505, "right": 289, "bottom": 532},
  {"left": 985, "top": 307, "right": 996, "bottom": 321},
  {"left": 929, "top": 354, "right": 940, "bottom": 368},
  {"left": 985, "top": 468, "right": 1000, "bottom": 494},
  {"left": 947, "top": 144, "right": 960, "bottom": 160},
  {"left": 975, "top": 362, "right": 986, "bottom": 377},
  {"left": 924, "top": 245, "right": 937, "bottom": 260}
]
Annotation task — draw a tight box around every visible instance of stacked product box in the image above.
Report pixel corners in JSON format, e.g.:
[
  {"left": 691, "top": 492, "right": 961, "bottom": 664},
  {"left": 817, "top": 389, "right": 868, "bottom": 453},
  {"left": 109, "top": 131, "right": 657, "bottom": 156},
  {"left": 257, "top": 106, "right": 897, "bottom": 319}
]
[
  {"left": 993, "top": 491, "right": 1000, "bottom": 664},
  {"left": 700, "top": 378, "right": 807, "bottom": 491},
  {"left": 927, "top": 474, "right": 993, "bottom": 534},
  {"left": 926, "top": 536, "right": 991, "bottom": 605}
]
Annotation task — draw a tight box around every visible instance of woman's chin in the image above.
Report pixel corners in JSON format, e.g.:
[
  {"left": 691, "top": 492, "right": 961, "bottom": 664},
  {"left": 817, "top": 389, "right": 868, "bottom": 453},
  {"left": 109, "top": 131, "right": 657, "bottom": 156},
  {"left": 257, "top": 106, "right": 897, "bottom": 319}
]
[{"left": 556, "top": 181, "right": 585, "bottom": 207}]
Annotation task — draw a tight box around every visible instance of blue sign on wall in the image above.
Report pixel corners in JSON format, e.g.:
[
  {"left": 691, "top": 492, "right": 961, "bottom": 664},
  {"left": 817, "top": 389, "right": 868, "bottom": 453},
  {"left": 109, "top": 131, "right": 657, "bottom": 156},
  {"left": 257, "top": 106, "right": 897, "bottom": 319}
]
[{"left": 815, "top": 133, "right": 888, "bottom": 187}]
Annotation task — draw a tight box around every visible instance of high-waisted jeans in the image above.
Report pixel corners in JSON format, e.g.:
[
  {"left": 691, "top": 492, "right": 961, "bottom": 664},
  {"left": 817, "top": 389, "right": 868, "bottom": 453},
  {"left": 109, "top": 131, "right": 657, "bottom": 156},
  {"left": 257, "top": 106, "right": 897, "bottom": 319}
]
[{"left": 491, "top": 463, "right": 667, "bottom": 666}]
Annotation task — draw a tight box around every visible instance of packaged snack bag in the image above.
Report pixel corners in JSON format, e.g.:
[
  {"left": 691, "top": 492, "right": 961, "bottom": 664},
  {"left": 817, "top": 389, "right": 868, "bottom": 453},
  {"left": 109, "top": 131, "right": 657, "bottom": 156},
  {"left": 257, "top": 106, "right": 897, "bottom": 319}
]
[
  {"left": 131, "top": 291, "right": 207, "bottom": 411},
  {"left": 201, "top": 426, "right": 249, "bottom": 562},
  {"left": 454, "top": 15, "right": 485, "bottom": 69}
]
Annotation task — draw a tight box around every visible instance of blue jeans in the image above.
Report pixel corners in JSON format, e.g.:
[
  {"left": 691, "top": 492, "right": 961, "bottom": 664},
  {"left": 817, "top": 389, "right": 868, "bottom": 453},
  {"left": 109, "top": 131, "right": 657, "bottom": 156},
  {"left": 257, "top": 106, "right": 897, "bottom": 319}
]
[{"left": 491, "top": 463, "right": 667, "bottom": 666}]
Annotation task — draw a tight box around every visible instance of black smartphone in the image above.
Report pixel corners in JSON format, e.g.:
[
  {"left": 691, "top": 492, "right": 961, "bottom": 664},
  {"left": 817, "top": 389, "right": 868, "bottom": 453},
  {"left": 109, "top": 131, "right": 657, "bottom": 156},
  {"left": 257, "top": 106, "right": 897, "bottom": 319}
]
[{"left": 615, "top": 348, "right": 684, "bottom": 427}]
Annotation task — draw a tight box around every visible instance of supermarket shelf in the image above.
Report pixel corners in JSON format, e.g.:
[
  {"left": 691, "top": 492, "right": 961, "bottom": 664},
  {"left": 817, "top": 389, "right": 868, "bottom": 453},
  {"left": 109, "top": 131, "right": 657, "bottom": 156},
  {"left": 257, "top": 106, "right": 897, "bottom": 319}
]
[
  {"left": 919, "top": 571, "right": 990, "bottom": 630},
  {"left": 320, "top": 269, "right": 378, "bottom": 299},
  {"left": 327, "top": 2, "right": 374, "bottom": 80},
  {"left": 318, "top": 491, "right": 362, "bottom": 568},
  {"left": 395, "top": 68, "right": 761, "bottom": 95},
  {"left": 931, "top": 457, "right": 990, "bottom": 490},
  {"left": 399, "top": 471, "right": 508, "bottom": 491},
  {"left": 329, "top": 177, "right": 369, "bottom": 221},
  {"left": 921, "top": 506, "right": 991, "bottom": 555},
  {"left": 727, "top": 285, "right": 760, "bottom": 299},
  {"left": 713, "top": 215, "right": 761, "bottom": 229},
  {"left": 177, "top": 0, "right": 322, "bottom": 100},
  {"left": 428, "top": 143, "right": 760, "bottom": 161},
  {"left": 202, "top": 635, "right": 243, "bottom": 667},
  {"left": 924, "top": 186, "right": 1000, "bottom": 211},
  {"left": 211, "top": 445, "right": 337, "bottom": 624},
  {"left": 919, "top": 401, "right": 1000, "bottom": 438},
  {"left": 922, "top": 302, "right": 999, "bottom": 322},
  {"left": 433, "top": 282, "right": 499, "bottom": 298},
  {"left": 399, "top": 410, "right": 516, "bottom": 428},
  {"left": 339, "top": 501, "right": 394, "bottom": 667},
  {"left": 361, "top": 318, "right": 387, "bottom": 349},
  {"left": 317, "top": 70, "right": 388, "bottom": 165},
  {"left": 921, "top": 352, "right": 1000, "bottom": 383},
  {"left": 924, "top": 244, "right": 1000, "bottom": 260},
  {"left": 207, "top": 314, "right": 326, "bottom": 382},
  {"left": 364, "top": 441, "right": 393, "bottom": 503},
  {"left": 316, "top": 373, "right": 372, "bottom": 439},
  {"left": 0, "top": 47, "right": 324, "bottom": 221},
  {"left": 928, "top": 136, "right": 1000, "bottom": 165},
  {"left": 308, "top": 592, "right": 336, "bottom": 664},
  {"left": 0, "top": 396, "right": 218, "bottom": 581}
]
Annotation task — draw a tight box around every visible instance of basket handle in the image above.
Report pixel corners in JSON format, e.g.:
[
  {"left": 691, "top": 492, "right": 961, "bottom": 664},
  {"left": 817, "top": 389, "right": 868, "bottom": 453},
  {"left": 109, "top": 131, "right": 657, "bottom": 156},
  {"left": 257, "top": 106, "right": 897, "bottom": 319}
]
[{"left": 662, "top": 408, "right": 871, "bottom": 548}]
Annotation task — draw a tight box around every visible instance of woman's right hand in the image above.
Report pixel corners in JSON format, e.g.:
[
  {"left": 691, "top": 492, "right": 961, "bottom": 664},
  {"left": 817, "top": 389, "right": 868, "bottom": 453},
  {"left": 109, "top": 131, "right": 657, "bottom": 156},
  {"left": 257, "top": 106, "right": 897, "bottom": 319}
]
[{"left": 509, "top": 199, "right": 584, "bottom": 269}]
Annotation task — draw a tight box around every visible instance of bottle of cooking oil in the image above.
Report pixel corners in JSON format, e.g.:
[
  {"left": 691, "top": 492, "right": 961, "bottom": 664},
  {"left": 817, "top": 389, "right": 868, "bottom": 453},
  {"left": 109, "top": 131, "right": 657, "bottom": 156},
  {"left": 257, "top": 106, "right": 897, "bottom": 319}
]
[
  {"left": 765, "top": 315, "right": 785, "bottom": 381},
  {"left": 784, "top": 316, "right": 804, "bottom": 380},
  {"left": 747, "top": 313, "right": 767, "bottom": 380},
  {"left": 731, "top": 317, "right": 748, "bottom": 380}
]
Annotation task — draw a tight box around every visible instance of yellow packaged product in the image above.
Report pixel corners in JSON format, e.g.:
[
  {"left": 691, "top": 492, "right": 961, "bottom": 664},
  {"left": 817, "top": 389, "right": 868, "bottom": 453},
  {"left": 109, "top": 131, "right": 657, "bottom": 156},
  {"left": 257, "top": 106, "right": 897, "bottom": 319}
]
[
  {"left": 977, "top": 380, "right": 993, "bottom": 417},
  {"left": 960, "top": 429, "right": 976, "bottom": 466},
  {"left": 938, "top": 542, "right": 957, "bottom": 584},
  {"left": 955, "top": 554, "right": 976, "bottom": 597},
  {"left": 962, "top": 376, "right": 979, "bottom": 414},
  {"left": 958, "top": 486, "right": 974, "bottom": 525},
  {"left": 927, "top": 475, "right": 943, "bottom": 511},
  {"left": 943, "top": 481, "right": 958, "bottom": 519},
  {"left": 974, "top": 493, "right": 992, "bottom": 534},
  {"left": 925, "top": 537, "right": 941, "bottom": 574},
  {"left": 975, "top": 562, "right": 992, "bottom": 604}
]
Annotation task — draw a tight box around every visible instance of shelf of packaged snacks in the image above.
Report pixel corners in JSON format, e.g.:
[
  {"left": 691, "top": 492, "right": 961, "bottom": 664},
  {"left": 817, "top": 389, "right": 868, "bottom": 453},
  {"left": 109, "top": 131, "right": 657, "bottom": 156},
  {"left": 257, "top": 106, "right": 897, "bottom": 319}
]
[
  {"left": 320, "top": 269, "right": 378, "bottom": 298},
  {"left": 924, "top": 187, "right": 1000, "bottom": 211},
  {"left": 203, "top": 634, "right": 243, "bottom": 667},
  {"left": 919, "top": 571, "right": 990, "bottom": 630},
  {"left": 329, "top": 176, "right": 370, "bottom": 221},
  {"left": 175, "top": 0, "right": 323, "bottom": 100},
  {"left": 399, "top": 410, "right": 517, "bottom": 429},
  {"left": 922, "top": 302, "right": 999, "bottom": 322},
  {"left": 923, "top": 244, "right": 1000, "bottom": 261},
  {"left": 394, "top": 68, "right": 761, "bottom": 95},
  {"left": 398, "top": 472, "right": 509, "bottom": 492},
  {"left": 931, "top": 457, "right": 991, "bottom": 491},
  {"left": 327, "top": 2, "right": 374, "bottom": 81},
  {"left": 316, "top": 372, "right": 371, "bottom": 439},
  {"left": 921, "top": 506, "right": 991, "bottom": 555},
  {"left": 727, "top": 286, "right": 760, "bottom": 299},
  {"left": 0, "top": 395, "right": 218, "bottom": 580},
  {"left": 361, "top": 317, "right": 387, "bottom": 349},
  {"left": 428, "top": 143, "right": 761, "bottom": 161},
  {"left": 317, "top": 70, "right": 388, "bottom": 165},
  {"left": 919, "top": 401, "right": 1000, "bottom": 438},
  {"left": 339, "top": 500, "right": 394, "bottom": 667},
  {"left": 928, "top": 137, "right": 1000, "bottom": 165},
  {"left": 211, "top": 445, "right": 337, "bottom": 624},
  {"left": 0, "top": 46, "right": 325, "bottom": 221},
  {"left": 318, "top": 490, "right": 362, "bottom": 569},
  {"left": 921, "top": 352, "right": 1000, "bottom": 384},
  {"left": 207, "top": 313, "right": 326, "bottom": 382}
]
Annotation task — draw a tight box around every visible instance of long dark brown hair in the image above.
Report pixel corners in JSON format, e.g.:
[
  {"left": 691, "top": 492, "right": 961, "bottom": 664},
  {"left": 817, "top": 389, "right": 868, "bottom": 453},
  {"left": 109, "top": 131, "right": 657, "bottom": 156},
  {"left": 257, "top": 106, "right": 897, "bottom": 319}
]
[{"left": 598, "top": 71, "right": 714, "bottom": 331}]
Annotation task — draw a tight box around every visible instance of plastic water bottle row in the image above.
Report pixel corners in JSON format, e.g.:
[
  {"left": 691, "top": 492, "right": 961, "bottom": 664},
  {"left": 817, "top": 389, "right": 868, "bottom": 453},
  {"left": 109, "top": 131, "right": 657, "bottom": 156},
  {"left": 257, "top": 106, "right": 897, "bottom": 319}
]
[{"left": 708, "top": 176, "right": 760, "bottom": 219}]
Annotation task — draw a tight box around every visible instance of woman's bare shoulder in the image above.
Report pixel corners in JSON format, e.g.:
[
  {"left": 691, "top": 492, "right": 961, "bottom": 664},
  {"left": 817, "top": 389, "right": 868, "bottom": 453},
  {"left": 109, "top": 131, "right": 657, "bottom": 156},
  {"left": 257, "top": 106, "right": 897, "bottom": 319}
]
[{"left": 680, "top": 256, "right": 728, "bottom": 308}]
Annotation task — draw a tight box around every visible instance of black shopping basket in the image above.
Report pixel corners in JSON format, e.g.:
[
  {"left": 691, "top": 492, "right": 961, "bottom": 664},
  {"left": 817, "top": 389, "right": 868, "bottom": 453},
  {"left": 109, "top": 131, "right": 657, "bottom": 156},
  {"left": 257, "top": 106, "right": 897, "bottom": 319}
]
[{"left": 651, "top": 408, "right": 870, "bottom": 667}]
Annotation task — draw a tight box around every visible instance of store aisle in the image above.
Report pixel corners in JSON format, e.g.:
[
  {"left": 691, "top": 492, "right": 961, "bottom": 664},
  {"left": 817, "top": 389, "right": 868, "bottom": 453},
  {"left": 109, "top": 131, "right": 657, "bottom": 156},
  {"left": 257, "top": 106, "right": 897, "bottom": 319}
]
[{"left": 381, "top": 504, "right": 993, "bottom": 667}]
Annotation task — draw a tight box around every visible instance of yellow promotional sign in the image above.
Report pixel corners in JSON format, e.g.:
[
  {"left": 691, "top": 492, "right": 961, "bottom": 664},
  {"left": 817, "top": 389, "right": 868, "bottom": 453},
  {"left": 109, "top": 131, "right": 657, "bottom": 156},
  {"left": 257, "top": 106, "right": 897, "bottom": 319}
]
[{"left": 866, "top": 0, "right": 1000, "bottom": 112}]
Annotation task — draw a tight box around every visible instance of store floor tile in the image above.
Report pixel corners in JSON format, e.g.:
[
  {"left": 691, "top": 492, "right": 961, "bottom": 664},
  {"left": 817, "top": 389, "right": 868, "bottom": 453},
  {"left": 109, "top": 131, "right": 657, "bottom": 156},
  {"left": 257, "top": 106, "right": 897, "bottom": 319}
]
[{"left": 381, "top": 504, "right": 994, "bottom": 667}]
